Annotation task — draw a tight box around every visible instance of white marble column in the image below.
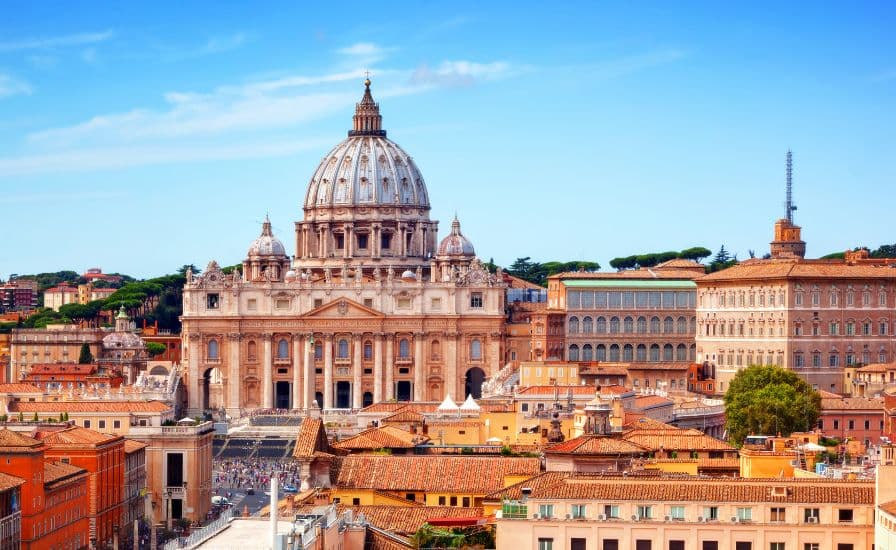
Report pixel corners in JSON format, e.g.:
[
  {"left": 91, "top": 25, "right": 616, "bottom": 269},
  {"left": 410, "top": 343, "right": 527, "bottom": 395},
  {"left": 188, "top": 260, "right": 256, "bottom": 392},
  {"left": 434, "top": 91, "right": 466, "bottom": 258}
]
[
  {"left": 187, "top": 333, "right": 201, "bottom": 414},
  {"left": 414, "top": 333, "right": 425, "bottom": 401},
  {"left": 445, "top": 332, "right": 458, "bottom": 401},
  {"left": 262, "top": 335, "right": 273, "bottom": 409},
  {"left": 373, "top": 334, "right": 383, "bottom": 403},
  {"left": 352, "top": 335, "right": 363, "bottom": 409},
  {"left": 323, "top": 335, "right": 333, "bottom": 409},
  {"left": 292, "top": 335, "right": 302, "bottom": 410},
  {"left": 304, "top": 335, "right": 315, "bottom": 409},
  {"left": 227, "top": 333, "right": 241, "bottom": 413},
  {"left": 385, "top": 337, "right": 394, "bottom": 400}
]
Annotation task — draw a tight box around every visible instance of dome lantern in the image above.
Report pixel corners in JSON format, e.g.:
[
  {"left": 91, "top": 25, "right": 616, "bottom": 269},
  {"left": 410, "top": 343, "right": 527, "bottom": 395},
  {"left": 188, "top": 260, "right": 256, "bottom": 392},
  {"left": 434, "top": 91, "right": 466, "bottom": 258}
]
[{"left": 348, "top": 79, "right": 386, "bottom": 137}]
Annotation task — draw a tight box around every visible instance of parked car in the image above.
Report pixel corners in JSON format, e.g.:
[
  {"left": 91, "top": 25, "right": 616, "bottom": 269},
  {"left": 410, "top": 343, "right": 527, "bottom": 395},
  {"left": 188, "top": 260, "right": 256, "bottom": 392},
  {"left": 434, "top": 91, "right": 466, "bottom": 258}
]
[
  {"left": 211, "top": 496, "right": 230, "bottom": 506},
  {"left": 282, "top": 484, "right": 298, "bottom": 493}
]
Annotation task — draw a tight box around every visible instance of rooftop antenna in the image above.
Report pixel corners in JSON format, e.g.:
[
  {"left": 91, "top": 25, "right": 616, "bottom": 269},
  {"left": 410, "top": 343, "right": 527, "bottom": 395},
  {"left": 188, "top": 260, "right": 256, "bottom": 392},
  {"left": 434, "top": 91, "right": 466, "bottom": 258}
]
[{"left": 785, "top": 150, "right": 796, "bottom": 223}]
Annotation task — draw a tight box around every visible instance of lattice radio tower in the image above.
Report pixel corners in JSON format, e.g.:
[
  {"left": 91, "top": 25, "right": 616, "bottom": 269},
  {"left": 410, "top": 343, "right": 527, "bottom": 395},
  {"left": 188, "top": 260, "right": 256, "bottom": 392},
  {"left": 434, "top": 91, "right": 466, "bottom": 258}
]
[{"left": 785, "top": 150, "right": 796, "bottom": 223}]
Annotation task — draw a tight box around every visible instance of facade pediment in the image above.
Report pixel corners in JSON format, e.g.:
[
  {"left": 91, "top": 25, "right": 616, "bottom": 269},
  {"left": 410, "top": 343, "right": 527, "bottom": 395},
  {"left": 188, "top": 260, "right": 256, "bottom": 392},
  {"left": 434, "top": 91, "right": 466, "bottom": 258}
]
[{"left": 301, "top": 298, "right": 385, "bottom": 319}]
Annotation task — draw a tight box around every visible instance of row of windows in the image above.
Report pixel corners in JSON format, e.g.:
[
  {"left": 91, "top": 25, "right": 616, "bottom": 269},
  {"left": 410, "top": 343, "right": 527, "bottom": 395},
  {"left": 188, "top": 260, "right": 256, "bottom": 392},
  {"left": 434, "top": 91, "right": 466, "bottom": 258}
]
[
  {"left": 794, "top": 290, "right": 887, "bottom": 308},
  {"left": 82, "top": 419, "right": 122, "bottom": 430},
  {"left": 209, "top": 292, "right": 485, "bottom": 311},
  {"left": 568, "top": 290, "right": 696, "bottom": 310},
  {"left": 702, "top": 289, "right": 786, "bottom": 308},
  {"left": 206, "top": 337, "right": 486, "bottom": 362},
  {"left": 794, "top": 351, "right": 888, "bottom": 367},
  {"left": 538, "top": 539, "right": 854, "bottom": 550},
  {"left": 818, "top": 418, "right": 883, "bottom": 432},
  {"left": 569, "top": 316, "right": 696, "bottom": 335},
  {"left": 568, "top": 343, "right": 696, "bottom": 362},
  {"left": 702, "top": 286, "right": 889, "bottom": 309},
  {"left": 528, "top": 503, "right": 852, "bottom": 523},
  {"left": 794, "top": 320, "right": 889, "bottom": 337}
]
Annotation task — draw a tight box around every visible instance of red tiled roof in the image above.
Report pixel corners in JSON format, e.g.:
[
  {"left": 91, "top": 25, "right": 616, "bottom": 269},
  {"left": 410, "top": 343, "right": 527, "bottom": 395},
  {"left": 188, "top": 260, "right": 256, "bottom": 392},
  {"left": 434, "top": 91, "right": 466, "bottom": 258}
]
[
  {"left": 0, "top": 383, "right": 42, "bottom": 393},
  {"left": 820, "top": 396, "right": 884, "bottom": 411},
  {"left": 699, "top": 258, "right": 896, "bottom": 282},
  {"left": 0, "top": 472, "right": 24, "bottom": 492},
  {"left": 633, "top": 395, "right": 674, "bottom": 408},
  {"left": 622, "top": 428, "right": 735, "bottom": 452},
  {"left": 550, "top": 269, "right": 702, "bottom": 281},
  {"left": 880, "top": 500, "right": 896, "bottom": 517},
  {"left": 124, "top": 439, "right": 148, "bottom": 453},
  {"left": 38, "top": 426, "right": 122, "bottom": 446},
  {"left": 0, "top": 428, "right": 42, "bottom": 452},
  {"left": 545, "top": 435, "right": 646, "bottom": 456},
  {"left": 27, "top": 363, "right": 97, "bottom": 374},
  {"left": 8, "top": 400, "right": 170, "bottom": 413},
  {"left": 626, "top": 362, "right": 691, "bottom": 372},
  {"left": 516, "top": 385, "right": 602, "bottom": 396},
  {"left": 857, "top": 362, "right": 896, "bottom": 373},
  {"left": 332, "top": 426, "right": 426, "bottom": 450},
  {"left": 485, "top": 472, "right": 874, "bottom": 504},
  {"left": 304, "top": 505, "right": 485, "bottom": 535},
  {"left": 44, "top": 461, "right": 86, "bottom": 485},
  {"left": 380, "top": 409, "right": 425, "bottom": 424},
  {"left": 335, "top": 455, "right": 541, "bottom": 494},
  {"left": 293, "top": 417, "right": 334, "bottom": 458}
]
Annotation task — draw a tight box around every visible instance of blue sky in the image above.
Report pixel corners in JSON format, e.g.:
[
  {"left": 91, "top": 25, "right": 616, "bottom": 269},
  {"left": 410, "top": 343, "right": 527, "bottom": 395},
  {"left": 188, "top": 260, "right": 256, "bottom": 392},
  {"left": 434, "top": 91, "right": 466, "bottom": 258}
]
[{"left": 0, "top": 2, "right": 894, "bottom": 279}]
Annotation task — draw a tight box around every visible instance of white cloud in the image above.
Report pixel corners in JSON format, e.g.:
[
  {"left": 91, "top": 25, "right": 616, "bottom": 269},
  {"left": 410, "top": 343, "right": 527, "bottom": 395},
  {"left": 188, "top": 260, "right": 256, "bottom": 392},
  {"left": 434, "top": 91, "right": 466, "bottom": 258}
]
[
  {"left": 409, "top": 60, "right": 514, "bottom": 87},
  {"left": 335, "top": 42, "right": 395, "bottom": 66},
  {"left": 0, "top": 30, "right": 113, "bottom": 52},
  {"left": 0, "top": 74, "right": 32, "bottom": 98},
  {"left": 200, "top": 32, "right": 247, "bottom": 55}
]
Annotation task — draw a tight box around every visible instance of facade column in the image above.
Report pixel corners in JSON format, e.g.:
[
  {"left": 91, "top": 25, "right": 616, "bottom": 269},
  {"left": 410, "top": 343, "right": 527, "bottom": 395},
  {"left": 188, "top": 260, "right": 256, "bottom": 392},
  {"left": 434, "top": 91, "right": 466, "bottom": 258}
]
[
  {"left": 323, "top": 335, "right": 334, "bottom": 409},
  {"left": 372, "top": 224, "right": 381, "bottom": 258},
  {"left": 292, "top": 335, "right": 303, "bottom": 410},
  {"left": 187, "top": 333, "right": 201, "bottom": 414},
  {"left": 398, "top": 223, "right": 406, "bottom": 256},
  {"left": 262, "top": 334, "right": 273, "bottom": 409},
  {"left": 373, "top": 334, "right": 384, "bottom": 403},
  {"left": 385, "top": 336, "right": 394, "bottom": 400},
  {"left": 414, "top": 333, "right": 425, "bottom": 401},
  {"left": 488, "top": 332, "right": 502, "bottom": 376},
  {"left": 227, "top": 333, "right": 241, "bottom": 414},
  {"left": 345, "top": 224, "right": 354, "bottom": 258},
  {"left": 445, "top": 332, "right": 458, "bottom": 401},
  {"left": 304, "top": 334, "right": 315, "bottom": 409},
  {"left": 352, "top": 335, "right": 363, "bottom": 409}
]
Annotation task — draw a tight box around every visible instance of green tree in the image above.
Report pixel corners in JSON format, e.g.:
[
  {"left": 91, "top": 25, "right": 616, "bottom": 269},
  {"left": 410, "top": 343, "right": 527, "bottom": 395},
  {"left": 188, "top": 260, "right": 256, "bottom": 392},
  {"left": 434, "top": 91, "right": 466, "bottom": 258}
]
[
  {"left": 146, "top": 342, "right": 167, "bottom": 357},
  {"left": 678, "top": 246, "right": 712, "bottom": 262},
  {"left": 78, "top": 343, "right": 94, "bottom": 364},
  {"left": 609, "top": 255, "right": 638, "bottom": 270},
  {"left": 724, "top": 364, "right": 821, "bottom": 445}
]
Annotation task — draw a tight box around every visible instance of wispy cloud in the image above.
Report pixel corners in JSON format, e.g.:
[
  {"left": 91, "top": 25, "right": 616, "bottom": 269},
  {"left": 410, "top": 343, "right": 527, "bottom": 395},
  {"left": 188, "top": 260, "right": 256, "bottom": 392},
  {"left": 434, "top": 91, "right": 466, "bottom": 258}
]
[
  {"left": 197, "top": 32, "right": 248, "bottom": 56},
  {"left": 0, "top": 30, "right": 113, "bottom": 52},
  {"left": 409, "top": 60, "right": 518, "bottom": 87},
  {"left": 0, "top": 74, "right": 32, "bottom": 99},
  {"left": 335, "top": 42, "right": 395, "bottom": 66}
]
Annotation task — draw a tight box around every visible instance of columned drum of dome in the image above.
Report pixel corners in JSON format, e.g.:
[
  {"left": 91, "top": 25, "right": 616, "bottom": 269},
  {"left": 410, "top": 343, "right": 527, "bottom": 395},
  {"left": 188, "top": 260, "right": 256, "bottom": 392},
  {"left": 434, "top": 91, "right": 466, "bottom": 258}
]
[{"left": 296, "top": 80, "right": 437, "bottom": 271}]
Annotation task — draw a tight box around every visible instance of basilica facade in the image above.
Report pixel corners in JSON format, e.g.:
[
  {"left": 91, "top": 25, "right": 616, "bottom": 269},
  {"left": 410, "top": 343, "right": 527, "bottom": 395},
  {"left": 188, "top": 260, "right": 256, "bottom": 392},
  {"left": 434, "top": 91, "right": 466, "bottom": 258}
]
[{"left": 181, "top": 80, "right": 506, "bottom": 415}]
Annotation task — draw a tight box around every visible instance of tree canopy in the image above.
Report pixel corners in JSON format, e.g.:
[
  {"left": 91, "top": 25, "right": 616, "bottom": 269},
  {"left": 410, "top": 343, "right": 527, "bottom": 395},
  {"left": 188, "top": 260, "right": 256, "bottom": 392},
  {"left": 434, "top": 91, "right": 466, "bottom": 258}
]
[
  {"left": 506, "top": 257, "right": 600, "bottom": 286},
  {"left": 609, "top": 246, "right": 712, "bottom": 271},
  {"left": 724, "top": 364, "right": 821, "bottom": 445},
  {"left": 78, "top": 343, "right": 94, "bottom": 364},
  {"left": 821, "top": 244, "right": 896, "bottom": 260}
]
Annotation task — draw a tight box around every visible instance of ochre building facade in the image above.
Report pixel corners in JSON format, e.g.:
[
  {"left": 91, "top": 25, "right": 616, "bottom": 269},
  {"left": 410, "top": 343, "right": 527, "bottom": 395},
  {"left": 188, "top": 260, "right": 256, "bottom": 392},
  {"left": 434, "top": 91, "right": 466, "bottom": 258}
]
[{"left": 181, "top": 81, "right": 506, "bottom": 415}]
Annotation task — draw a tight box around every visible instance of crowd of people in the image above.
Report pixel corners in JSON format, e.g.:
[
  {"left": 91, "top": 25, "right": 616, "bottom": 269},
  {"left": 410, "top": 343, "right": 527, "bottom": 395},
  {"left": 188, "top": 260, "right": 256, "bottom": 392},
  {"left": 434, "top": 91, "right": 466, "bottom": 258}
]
[{"left": 213, "top": 458, "right": 303, "bottom": 492}]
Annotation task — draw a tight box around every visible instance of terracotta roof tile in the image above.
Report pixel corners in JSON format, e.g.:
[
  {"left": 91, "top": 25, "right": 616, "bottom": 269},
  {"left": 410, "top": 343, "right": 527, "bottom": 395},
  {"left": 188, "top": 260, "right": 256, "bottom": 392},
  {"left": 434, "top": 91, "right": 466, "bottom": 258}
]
[
  {"left": 857, "top": 362, "right": 896, "bottom": 373},
  {"left": 0, "top": 383, "right": 43, "bottom": 393},
  {"left": 8, "top": 400, "right": 170, "bottom": 413},
  {"left": 44, "top": 461, "right": 86, "bottom": 485},
  {"left": 821, "top": 396, "right": 883, "bottom": 411},
  {"left": 0, "top": 428, "right": 42, "bottom": 451},
  {"left": 699, "top": 258, "right": 896, "bottom": 282},
  {"left": 622, "top": 428, "right": 735, "bottom": 453},
  {"left": 622, "top": 416, "right": 675, "bottom": 430},
  {"left": 0, "top": 472, "right": 24, "bottom": 492},
  {"left": 28, "top": 364, "right": 97, "bottom": 374},
  {"left": 301, "top": 505, "right": 485, "bottom": 536},
  {"left": 545, "top": 435, "right": 647, "bottom": 456},
  {"left": 335, "top": 455, "right": 540, "bottom": 494},
  {"left": 380, "top": 409, "right": 425, "bottom": 424},
  {"left": 633, "top": 395, "right": 674, "bottom": 408},
  {"left": 626, "top": 362, "right": 691, "bottom": 372},
  {"left": 332, "top": 426, "right": 426, "bottom": 450},
  {"left": 516, "top": 385, "right": 602, "bottom": 396},
  {"left": 880, "top": 500, "right": 896, "bottom": 517},
  {"left": 550, "top": 269, "right": 702, "bottom": 281},
  {"left": 124, "top": 439, "right": 148, "bottom": 453},
  {"left": 486, "top": 472, "right": 874, "bottom": 504},
  {"left": 293, "top": 417, "right": 334, "bottom": 458},
  {"left": 38, "top": 426, "right": 121, "bottom": 446}
]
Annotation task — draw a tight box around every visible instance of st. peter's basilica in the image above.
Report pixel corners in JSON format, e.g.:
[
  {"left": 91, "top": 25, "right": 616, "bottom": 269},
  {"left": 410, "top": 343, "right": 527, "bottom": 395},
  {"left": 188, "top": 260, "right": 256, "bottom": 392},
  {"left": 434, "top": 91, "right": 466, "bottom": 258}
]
[{"left": 181, "top": 80, "right": 506, "bottom": 415}]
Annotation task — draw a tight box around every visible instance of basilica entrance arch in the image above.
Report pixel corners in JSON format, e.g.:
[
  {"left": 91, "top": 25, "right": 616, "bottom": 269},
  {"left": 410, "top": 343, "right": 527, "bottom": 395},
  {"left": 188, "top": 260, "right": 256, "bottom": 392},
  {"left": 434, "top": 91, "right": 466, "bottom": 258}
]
[
  {"left": 202, "top": 367, "right": 224, "bottom": 411},
  {"left": 275, "top": 381, "right": 291, "bottom": 409},
  {"left": 335, "top": 381, "right": 351, "bottom": 409},
  {"left": 464, "top": 367, "right": 485, "bottom": 399}
]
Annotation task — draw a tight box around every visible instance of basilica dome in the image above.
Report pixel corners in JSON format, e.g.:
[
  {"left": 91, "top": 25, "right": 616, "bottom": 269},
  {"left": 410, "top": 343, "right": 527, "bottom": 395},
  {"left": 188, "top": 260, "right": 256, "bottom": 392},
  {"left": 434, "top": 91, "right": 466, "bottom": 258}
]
[
  {"left": 303, "top": 80, "right": 430, "bottom": 212},
  {"left": 247, "top": 216, "right": 286, "bottom": 257},
  {"left": 437, "top": 216, "right": 475, "bottom": 258}
]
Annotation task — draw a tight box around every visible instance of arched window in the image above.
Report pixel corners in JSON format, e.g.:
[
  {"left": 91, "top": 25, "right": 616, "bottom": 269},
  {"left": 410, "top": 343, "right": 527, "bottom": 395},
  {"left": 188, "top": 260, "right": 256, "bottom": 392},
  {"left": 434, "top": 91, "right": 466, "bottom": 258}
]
[
  {"left": 664, "top": 317, "right": 674, "bottom": 334},
  {"left": 430, "top": 340, "right": 441, "bottom": 360},
  {"left": 582, "top": 317, "right": 593, "bottom": 333},
  {"left": 596, "top": 317, "right": 607, "bottom": 333},
  {"left": 596, "top": 344, "right": 606, "bottom": 361},
  {"left": 399, "top": 338, "right": 410, "bottom": 359},
  {"left": 277, "top": 339, "right": 289, "bottom": 359},
  {"left": 568, "top": 345, "right": 580, "bottom": 361},
  {"left": 364, "top": 340, "right": 373, "bottom": 360},
  {"left": 609, "top": 317, "right": 620, "bottom": 333},
  {"left": 637, "top": 317, "right": 647, "bottom": 334},
  {"left": 337, "top": 339, "right": 350, "bottom": 359},
  {"left": 314, "top": 342, "right": 322, "bottom": 360},
  {"left": 676, "top": 344, "right": 687, "bottom": 361},
  {"left": 650, "top": 317, "right": 660, "bottom": 333},
  {"left": 623, "top": 344, "right": 633, "bottom": 362},
  {"left": 636, "top": 344, "right": 647, "bottom": 361},
  {"left": 650, "top": 344, "right": 660, "bottom": 362},
  {"left": 247, "top": 340, "right": 257, "bottom": 361},
  {"left": 582, "top": 344, "right": 593, "bottom": 361},
  {"left": 677, "top": 317, "right": 687, "bottom": 334},
  {"left": 207, "top": 340, "right": 219, "bottom": 360},
  {"left": 663, "top": 344, "right": 674, "bottom": 361},
  {"left": 689, "top": 344, "right": 696, "bottom": 361},
  {"left": 609, "top": 344, "right": 620, "bottom": 362},
  {"left": 623, "top": 317, "right": 633, "bottom": 333},
  {"left": 471, "top": 339, "right": 482, "bottom": 360},
  {"left": 568, "top": 317, "right": 579, "bottom": 334}
]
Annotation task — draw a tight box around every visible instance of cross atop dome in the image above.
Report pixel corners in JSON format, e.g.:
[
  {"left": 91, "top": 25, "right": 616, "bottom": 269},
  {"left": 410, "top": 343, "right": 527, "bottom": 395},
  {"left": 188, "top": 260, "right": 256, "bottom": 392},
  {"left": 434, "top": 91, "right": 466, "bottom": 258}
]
[{"left": 349, "top": 78, "right": 386, "bottom": 137}]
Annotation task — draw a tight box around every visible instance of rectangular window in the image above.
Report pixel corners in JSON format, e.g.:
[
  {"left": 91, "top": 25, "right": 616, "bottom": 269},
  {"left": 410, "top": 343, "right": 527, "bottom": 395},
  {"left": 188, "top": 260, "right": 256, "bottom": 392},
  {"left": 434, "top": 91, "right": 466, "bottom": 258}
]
[
  {"left": 770, "top": 507, "right": 785, "bottom": 522},
  {"left": 703, "top": 506, "right": 718, "bottom": 520},
  {"left": 396, "top": 297, "right": 411, "bottom": 309},
  {"left": 636, "top": 542, "right": 652, "bottom": 550},
  {"left": 737, "top": 507, "right": 752, "bottom": 521},
  {"left": 571, "top": 539, "right": 587, "bottom": 550},
  {"left": 838, "top": 509, "right": 853, "bottom": 522},
  {"left": 247, "top": 298, "right": 257, "bottom": 310},
  {"left": 438, "top": 496, "right": 446, "bottom": 505},
  {"left": 430, "top": 297, "right": 441, "bottom": 310},
  {"left": 703, "top": 544, "right": 718, "bottom": 550},
  {"left": 313, "top": 298, "right": 323, "bottom": 309},
  {"left": 363, "top": 298, "right": 373, "bottom": 308},
  {"left": 770, "top": 544, "right": 785, "bottom": 550},
  {"left": 405, "top": 493, "right": 415, "bottom": 502},
  {"left": 603, "top": 541, "right": 619, "bottom": 550},
  {"left": 669, "top": 505, "right": 685, "bottom": 520},
  {"left": 837, "top": 545, "right": 854, "bottom": 550},
  {"left": 669, "top": 543, "right": 685, "bottom": 550},
  {"left": 381, "top": 233, "right": 391, "bottom": 250},
  {"left": 636, "top": 505, "right": 652, "bottom": 519},
  {"left": 98, "top": 420, "right": 106, "bottom": 429},
  {"left": 275, "top": 298, "right": 289, "bottom": 310},
  {"left": 335, "top": 233, "right": 345, "bottom": 249},
  {"left": 804, "top": 545, "right": 819, "bottom": 550},
  {"left": 462, "top": 496, "right": 470, "bottom": 507},
  {"left": 539, "top": 504, "right": 554, "bottom": 518},
  {"left": 571, "top": 504, "right": 587, "bottom": 518},
  {"left": 206, "top": 293, "right": 219, "bottom": 309},
  {"left": 83, "top": 420, "right": 91, "bottom": 428},
  {"left": 113, "top": 420, "right": 121, "bottom": 429},
  {"left": 735, "top": 544, "right": 752, "bottom": 550},
  {"left": 803, "top": 508, "right": 820, "bottom": 522},
  {"left": 538, "top": 539, "right": 553, "bottom": 550},
  {"left": 604, "top": 504, "right": 619, "bottom": 518},
  {"left": 357, "top": 233, "right": 368, "bottom": 249},
  {"left": 449, "top": 496, "right": 457, "bottom": 506},
  {"left": 470, "top": 292, "right": 484, "bottom": 308}
]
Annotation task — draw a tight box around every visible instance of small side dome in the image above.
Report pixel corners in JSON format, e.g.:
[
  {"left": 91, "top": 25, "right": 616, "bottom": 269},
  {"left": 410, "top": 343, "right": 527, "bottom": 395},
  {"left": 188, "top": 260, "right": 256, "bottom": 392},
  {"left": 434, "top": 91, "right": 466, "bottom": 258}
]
[
  {"left": 400, "top": 269, "right": 416, "bottom": 281},
  {"left": 248, "top": 216, "right": 287, "bottom": 257},
  {"left": 437, "top": 216, "right": 475, "bottom": 257}
]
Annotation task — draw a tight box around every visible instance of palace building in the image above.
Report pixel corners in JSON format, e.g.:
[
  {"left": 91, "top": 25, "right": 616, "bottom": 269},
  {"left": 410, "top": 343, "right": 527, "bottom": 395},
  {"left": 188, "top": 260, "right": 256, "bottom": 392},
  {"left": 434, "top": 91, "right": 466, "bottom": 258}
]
[{"left": 181, "top": 80, "right": 506, "bottom": 415}]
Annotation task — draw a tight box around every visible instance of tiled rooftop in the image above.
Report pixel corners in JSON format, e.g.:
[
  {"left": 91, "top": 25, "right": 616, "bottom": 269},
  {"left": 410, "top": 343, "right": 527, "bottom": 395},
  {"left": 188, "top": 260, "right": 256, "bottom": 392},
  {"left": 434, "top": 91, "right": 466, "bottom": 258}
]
[
  {"left": 44, "top": 461, "right": 86, "bottom": 485},
  {"left": 0, "top": 472, "right": 24, "bottom": 492},
  {"left": 38, "top": 426, "right": 121, "bottom": 446},
  {"left": 699, "top": 258, "right": 896, "bottom": 282},
  {"left": 332, "top": 426, "right": 425, "bottom": 450},
  {"left": 0, "top": 428, "right": 42, "bottom": 452},
  {"left": 8, "top": 400, "right": 170, "bottom": 413}
]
